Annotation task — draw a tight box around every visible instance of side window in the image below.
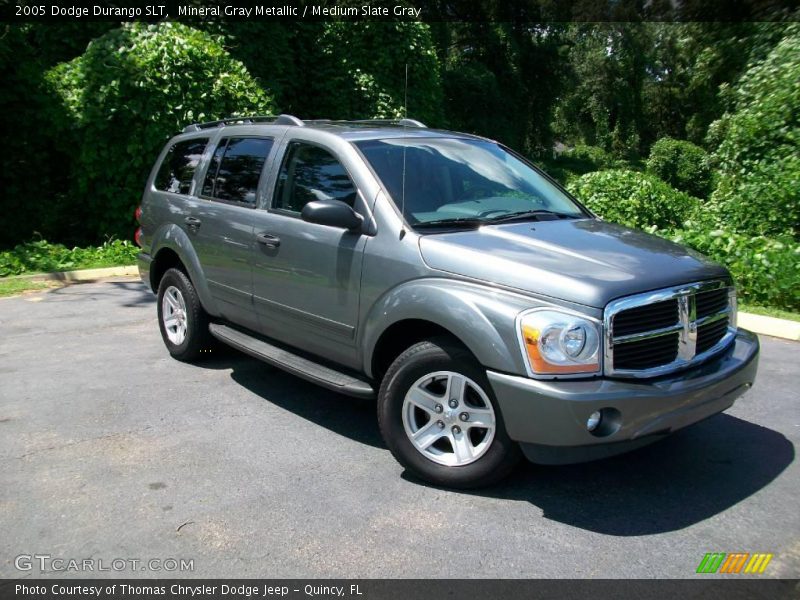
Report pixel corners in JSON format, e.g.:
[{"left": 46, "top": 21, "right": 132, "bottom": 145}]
[
  {"left": 273, "top": 142, "right": 357, "bottom": 213},
  {"left": 201, "top": 137, "right": 273, "bottom": 205},
  {"left": 155, "top": 138, "right": 208, "bottom": 195}
]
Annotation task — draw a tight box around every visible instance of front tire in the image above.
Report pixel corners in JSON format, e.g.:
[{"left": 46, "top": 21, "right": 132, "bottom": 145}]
[
  {"left": 377, "top": 337, "right": 521, "bottom": 488},
  {"left": 156, "top": 268, "right": 212, "bottom": 362}
]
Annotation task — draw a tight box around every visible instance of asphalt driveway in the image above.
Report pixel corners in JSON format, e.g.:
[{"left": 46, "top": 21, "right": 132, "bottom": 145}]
[{"left": 0, "top": 279, "right": 798, "bottom": 578}]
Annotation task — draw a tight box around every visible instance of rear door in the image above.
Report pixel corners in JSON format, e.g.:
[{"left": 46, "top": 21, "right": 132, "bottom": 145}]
[{"left": 187, "top": 134, "right": 278, "bottom": 329}]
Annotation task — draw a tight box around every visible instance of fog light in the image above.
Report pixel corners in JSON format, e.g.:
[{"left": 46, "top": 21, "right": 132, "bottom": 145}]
[{"left": 586, "top": 410, "right": 602, "bottom": 432}]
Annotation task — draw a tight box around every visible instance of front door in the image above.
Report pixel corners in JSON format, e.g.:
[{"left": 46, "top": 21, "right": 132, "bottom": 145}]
[{"left": 250, "top": 141, "right": 367, "bottom": 365}]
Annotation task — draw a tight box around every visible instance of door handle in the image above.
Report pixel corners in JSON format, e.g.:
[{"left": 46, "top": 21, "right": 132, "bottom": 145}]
[
  {"left": 184, "top": 216, "right": 202, "bottom": 230},
  {"left": 256, "top": 232, "right": 281, "bottom": 248}
]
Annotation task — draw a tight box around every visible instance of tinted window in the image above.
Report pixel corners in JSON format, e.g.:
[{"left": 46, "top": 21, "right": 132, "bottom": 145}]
[
  {"left": 202, "top": 137, "right": 273, "bottom": 205},
  {"left": 274, "top": 143, "right": 356, "bottom": 213},
  {"left": 155, "top": 139, "right": 208, "bottom": 194},
  {"left": 355, "top": 138, "right": 585, "bottom": 226}
]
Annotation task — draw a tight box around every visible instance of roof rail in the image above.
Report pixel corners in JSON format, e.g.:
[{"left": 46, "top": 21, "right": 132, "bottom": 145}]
[
  {"left": 182, "top": 114, "right": 427, "bottom": 133},
  {"left": 314, "top": 119, "right": 427, "bottom": 129},
  {"left": 182, "top": 113, "right": 304, "bottom": 133}
]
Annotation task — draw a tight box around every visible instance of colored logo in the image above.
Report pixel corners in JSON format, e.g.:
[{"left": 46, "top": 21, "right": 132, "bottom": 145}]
[{"left": 696, "top": 553, "right": 773, "bottom": 574}]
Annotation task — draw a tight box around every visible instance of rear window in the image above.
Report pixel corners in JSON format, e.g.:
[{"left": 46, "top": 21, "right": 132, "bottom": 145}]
[
  {"left": 155, "top": 138, "right": 208, "bottom": 195},
  {"left": 201, "top": 137, "right": 273, "bottom": 205}
]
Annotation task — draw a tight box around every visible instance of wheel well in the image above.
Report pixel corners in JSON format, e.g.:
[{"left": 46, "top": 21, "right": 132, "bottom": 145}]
[
  {"left": 371, "top": 319, "right": 471, "bottom": 382},
  {"left": 150, "top": 248, "right": 186, "bottom": 292}
]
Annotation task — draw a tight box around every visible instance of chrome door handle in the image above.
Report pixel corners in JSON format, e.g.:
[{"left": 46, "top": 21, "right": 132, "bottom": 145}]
[
  {"left": 256, "top": 232, "right": 281, "bottom": 248},
  {"left": 184, "top": 216, "right": 202, "bottom": 230}
]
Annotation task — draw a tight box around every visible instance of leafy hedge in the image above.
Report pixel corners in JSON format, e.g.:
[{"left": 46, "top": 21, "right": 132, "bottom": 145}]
[
  {"left": 646, "top": 137, "right": 712, "bottom": 199},
  {"left": 669, "top": 225, "right": 799, "bottom": 311},
  {"left": 0, "top": 240, "right": 138, "bottom": 277},
  {"left": 568, "top": 169, "right": 799, "bottom": 311},
  {"left": 45, "top": 23, "right": 275, "bottom": 243},
  {"left": 707, "top": 25, "right": 800, "bottom": 237},
  {"left": 566, "top": 169, "right": 697, "bottom": 230}
]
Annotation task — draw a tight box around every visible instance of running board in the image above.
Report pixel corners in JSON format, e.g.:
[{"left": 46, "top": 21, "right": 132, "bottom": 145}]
[{"left": 209, "top": 323, "right": 375, "bottom": 399}]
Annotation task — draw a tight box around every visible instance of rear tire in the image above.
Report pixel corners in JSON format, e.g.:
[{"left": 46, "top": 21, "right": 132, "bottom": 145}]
[
  {"left": 377, "top": 337, "right": 521, "bottom": 488},
  {"left": 156, "top": 268, "right": 212, "bottom": 362}
]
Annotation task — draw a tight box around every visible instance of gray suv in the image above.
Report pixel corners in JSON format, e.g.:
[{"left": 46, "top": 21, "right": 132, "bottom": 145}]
[{"left": 136, "top": 115, "right": 759, "bottom": 488}]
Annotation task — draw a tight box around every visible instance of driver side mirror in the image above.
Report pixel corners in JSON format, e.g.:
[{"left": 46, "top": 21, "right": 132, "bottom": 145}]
[{"left": 301, "top": 200, "right": 363, "bottom": 231}]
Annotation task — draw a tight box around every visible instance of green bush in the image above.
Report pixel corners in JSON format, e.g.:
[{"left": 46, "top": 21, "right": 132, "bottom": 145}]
[
  {"left": 0, "top": 240, "right": 139, "bottom": 277},
  {"left": 707, "top": 25, "right": 800, "bottom": 237},
  {"left": 668, "top": 224, "right": 799, "bottom": 311},
  {"left": 555, "top": 144, "right": 622, "bottom": 175},
  {"left": 45, "top": 23, "right": 275, "bottom": 244},
  {"left": 566, "top": 169, "right": 698, "bottom": 230},
  {"left": 646, "top": 137, "right": 712, "bottom": 199}
]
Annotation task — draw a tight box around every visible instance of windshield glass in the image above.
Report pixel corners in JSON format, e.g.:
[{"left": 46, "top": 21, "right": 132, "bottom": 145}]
[{"left": 355, "top": 138, "right": 587, "bottom": 227}]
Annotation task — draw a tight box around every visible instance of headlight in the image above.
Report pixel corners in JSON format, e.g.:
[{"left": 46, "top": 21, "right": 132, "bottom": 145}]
[
  {"left": 729, "top": 287, "right": 738, "bottom": 329},
  {"left": 517, "top": 309, "right": 601, "bottom": 376}
]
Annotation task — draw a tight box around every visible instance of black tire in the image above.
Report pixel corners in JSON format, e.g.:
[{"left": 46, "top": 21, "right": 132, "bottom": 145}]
[
  {"left": 156, "top": 268, "right": 212, "bottom": 362},
  {"left": 377, "top": 337, "right": 521, "bottom": 488}
]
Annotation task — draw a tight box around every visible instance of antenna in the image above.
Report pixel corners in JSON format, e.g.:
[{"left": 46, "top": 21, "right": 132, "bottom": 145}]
[{"left": 400, "top": 63, "right": 408, "bottom": 238}]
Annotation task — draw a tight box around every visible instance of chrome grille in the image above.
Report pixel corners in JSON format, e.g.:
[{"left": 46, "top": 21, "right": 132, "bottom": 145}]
[{"left": 604, "top": 281, "right": 736, "bottom": 378}]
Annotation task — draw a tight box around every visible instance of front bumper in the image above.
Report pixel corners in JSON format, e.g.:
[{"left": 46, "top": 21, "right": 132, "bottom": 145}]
[{"left": 487, "top": 328, "right": 760, "bottom": 464}]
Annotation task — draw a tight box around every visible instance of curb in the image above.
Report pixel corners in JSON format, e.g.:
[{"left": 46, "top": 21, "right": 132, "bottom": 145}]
[
  {"left": 3, "top": 266, "right": 799, "bottom": 342},
  {"left": 738, "top": 313, "right": 800, "bottom": 342},
  {"left": 8, "top": 265, "right": 139, "bottom": 283}
]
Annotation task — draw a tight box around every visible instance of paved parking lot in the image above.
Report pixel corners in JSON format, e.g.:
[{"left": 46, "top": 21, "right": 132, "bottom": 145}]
[{"left": 0, "top": 279, "right": 798, "bottom": 578}]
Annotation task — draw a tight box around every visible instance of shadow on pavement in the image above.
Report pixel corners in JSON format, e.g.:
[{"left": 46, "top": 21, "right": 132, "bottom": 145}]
[
  {"left": 200, "top": 345, "right": 384, "bottom": 449},
  {"left": 424, "top": 413, "right": 795, "bottom": 536},
  {"left": 194, "top": 346, "right": 794, "bottom": 536}
]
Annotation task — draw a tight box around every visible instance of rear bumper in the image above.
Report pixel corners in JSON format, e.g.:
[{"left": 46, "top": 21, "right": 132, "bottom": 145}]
[
  {"left": 487, "top": 328, "right": 760, "bottom": 464},
  {"left": 137, "top": 252, "right": 153, "bottom": 291}
]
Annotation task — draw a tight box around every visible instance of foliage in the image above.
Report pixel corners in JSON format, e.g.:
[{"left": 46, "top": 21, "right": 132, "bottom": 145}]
[
  {"left": 292, "top": 22, "right": 443, "bottom": 124},
  {"left": 555, "top": 144, "right": 625, "bottom": 175},
  {"left": 553, "top": 24, "right": 648, "bottom": 158},
  {"left": 45, "top": 22, "right": 275, "bottom": 243},
  {"left": 566, "top": 169, "right": 697, "bottom": 230},
  {"left": 440, "top": 21, "right": 567, "bottom": 154},
  {"left": 646, "top": 137, "right": 712, "bottom": 199},
  {"left": 707, "top": 25, "right": 800, "bottom": 238},
  {"left": 0, "top": 240, "right": 139, "bottom": 278},
  {"left": 668, "top": 225, "right": 799, "bottom": 311}
]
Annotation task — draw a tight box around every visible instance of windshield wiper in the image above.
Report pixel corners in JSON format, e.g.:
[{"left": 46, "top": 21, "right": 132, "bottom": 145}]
[
  {"left": 413, "top": 217, "right": 484, "bottom": 230},
  {"left": 486, "top": 209, "right": 580, "bottom": 224}
]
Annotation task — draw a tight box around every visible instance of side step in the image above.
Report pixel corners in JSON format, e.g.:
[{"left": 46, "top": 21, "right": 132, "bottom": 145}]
[{"left": 209, "top": 323, "right": 375, "bottom": 399}]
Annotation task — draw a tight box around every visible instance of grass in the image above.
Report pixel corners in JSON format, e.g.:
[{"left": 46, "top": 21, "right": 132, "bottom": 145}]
[
  {"left": 0, "top": 279, "right": 57, "bottom": 298},
  {"left": 0, "top": 239, "right": 138, "bottom": 278},
  {"left": 740, "top": 304, "right": 800, "bottom": 323}
]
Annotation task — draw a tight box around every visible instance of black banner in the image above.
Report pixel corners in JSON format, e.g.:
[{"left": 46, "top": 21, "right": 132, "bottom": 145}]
[
  {"left": 2, "top": 0, "right": 799, "bottom": 23},
  {"left": 1, "top": 580, "right": 799, "bottom": 600}
]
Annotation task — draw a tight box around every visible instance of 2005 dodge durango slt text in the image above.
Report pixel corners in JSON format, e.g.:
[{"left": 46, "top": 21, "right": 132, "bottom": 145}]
[{"left": 136, "top": 114, "right": 759, "bottom": 488}]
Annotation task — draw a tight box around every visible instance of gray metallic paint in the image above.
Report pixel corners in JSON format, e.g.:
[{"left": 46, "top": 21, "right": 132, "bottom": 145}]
[{"left": 138, "top": 122, "right": 759, "bottom": 456}]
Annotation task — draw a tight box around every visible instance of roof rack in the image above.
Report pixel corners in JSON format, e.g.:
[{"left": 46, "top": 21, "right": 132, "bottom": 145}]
[
  {"left": 182, "top": 114, "right": 427, "bottom": 133},
  {"left": 182, "top": 114, "right": 304, "bottom": 133}
]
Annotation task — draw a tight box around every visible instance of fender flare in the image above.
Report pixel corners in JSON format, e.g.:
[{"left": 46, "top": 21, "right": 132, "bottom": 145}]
[
  {"left": 149, "top": 224, "right": 220, "bottom": 317},
  {"left": 360, "top": 278, "right": 536, "bottom": 378}
]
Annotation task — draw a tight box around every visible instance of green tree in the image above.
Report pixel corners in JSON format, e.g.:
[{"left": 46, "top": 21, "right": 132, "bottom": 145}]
[
  {"left": 45, "top": 23, "right": 275, "bottom": 243},
  {"left": 553, "top": 23, "right": 650, "bottom": 159},
  {"left": 708, "top": 25, "right": 800, "bottom": 238}
]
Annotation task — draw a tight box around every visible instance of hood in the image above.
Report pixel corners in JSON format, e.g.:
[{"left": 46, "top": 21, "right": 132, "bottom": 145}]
[{"left": 418, "top": 219, "right": 729, "bottom": 308}]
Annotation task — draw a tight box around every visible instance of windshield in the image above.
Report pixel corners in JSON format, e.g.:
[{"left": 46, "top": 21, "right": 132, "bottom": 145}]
[{"left": 355, "top": 137, "right": 588, "bottom": 228}]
